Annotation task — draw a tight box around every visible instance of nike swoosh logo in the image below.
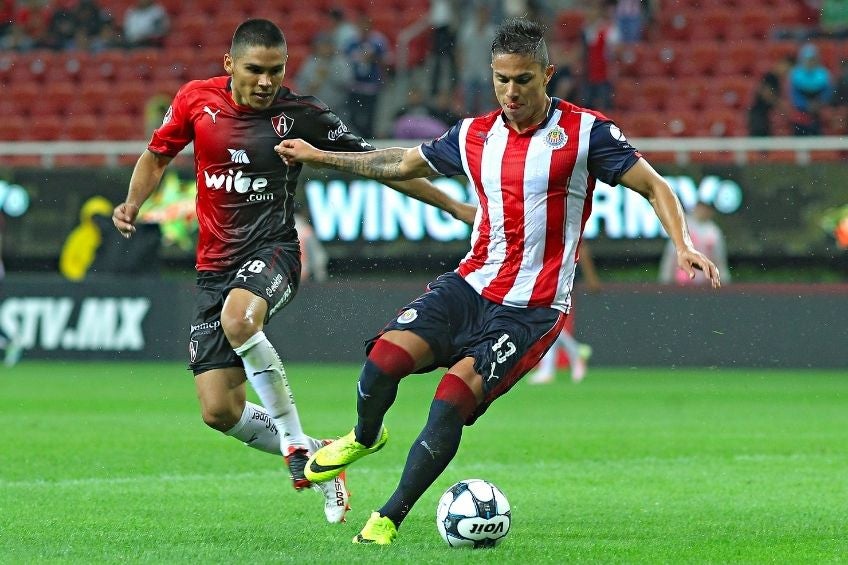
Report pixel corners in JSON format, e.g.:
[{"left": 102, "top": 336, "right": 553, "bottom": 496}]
[{"left": 309, "top": 459, "right": 347, "bottom": 474}]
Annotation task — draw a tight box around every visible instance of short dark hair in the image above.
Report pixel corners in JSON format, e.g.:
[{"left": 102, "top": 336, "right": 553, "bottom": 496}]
[
  {"left": 491, "top": 18, "right": 549, "bottom": 68},
  {"left": 231, "top": 19, "right": 286, "bottom": 58}
]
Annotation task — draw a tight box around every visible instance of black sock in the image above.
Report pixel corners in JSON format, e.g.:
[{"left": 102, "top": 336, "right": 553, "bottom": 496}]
[
  {"left": 379, "top": 373, "right": 477, "bottom": 527},
  {"left": 354, "top": 340, "right": 414, "bottom": 446}
]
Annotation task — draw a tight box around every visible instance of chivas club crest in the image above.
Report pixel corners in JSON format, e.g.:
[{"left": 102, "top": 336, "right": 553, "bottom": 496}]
[
  {"left": 544, "top": 125, "right": 568, "bottom": 149},
  {"left": 271, "top": 112, "right": 294, "bottom": 138}
]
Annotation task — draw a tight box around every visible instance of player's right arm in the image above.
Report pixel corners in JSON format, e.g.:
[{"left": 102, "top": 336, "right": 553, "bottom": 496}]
[
  {"left": 113, "top": 150, "right": 173, "bottom": 238},
  {"left": 276, "top": 139, "right": 433, "bottom": 181}
]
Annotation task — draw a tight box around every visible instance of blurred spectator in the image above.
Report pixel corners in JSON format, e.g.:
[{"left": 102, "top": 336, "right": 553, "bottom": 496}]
[
  {"left": 832, "top": 59, "right": 848, "bottom": 106},
  {"left": 343, "top": 15, "right": 390, "bottom": 138},
  {"left": 296, "top": 33, "right": 353, "bottom": 121},
  {"left": 582, "top": 0, "right": 620, "bottom": 111},
  {"left": 7, "top": 0, "right": 52, "bottom": 50},
  {"left": 549, "top": 41, "right": 581, "bottom": 103},
  {"left": 123, "top": 0, "right": 169, "bottom": 48},
  {"left": 431, "top": 89, "right": 461, "bottom": 124},
  {"left": 429, "top": 0, "right": 460, "bottom": 96},
  {"left": 615, "top": 0, "right": 644, "bottom": 42},
  {"left": 392, "top": 86, "right": 449, "bottom": 139},
  {"left": 329, "top": 6, "right": 358, "bottom": 53},
  {"left": 789, "top": 43, "right": 833, "bottom": 136},
  {"left": 748, "top": 56, "right": 793, "bottom": 137},
  {"left": 0, "top": 0, "right": 13, "bottom": 38},
  {"left": 294, "top": 213, "right": 329, "bottom": 283},
  {"left": 88, "top": 17, "right": 123, "bottom": 52},
  {"left": 457, "top": 2, "right": 497, "bottom": 116},
  {"left": 45, "top": 0, "right": 78, "bottom": 50},
  {"left": 74, "top": 0, "right": 111, "bottom": 43},
  {"left": 659, "top": 202, "right": 730, "bottom": 286}
]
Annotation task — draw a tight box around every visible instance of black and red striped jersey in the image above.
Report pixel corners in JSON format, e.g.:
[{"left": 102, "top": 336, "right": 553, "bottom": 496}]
[{"left": 149, "top": 76, "right": 374, "bottom": 271}]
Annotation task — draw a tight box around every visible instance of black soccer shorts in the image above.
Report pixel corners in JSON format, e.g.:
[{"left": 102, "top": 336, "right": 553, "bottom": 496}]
[
  {"left": 188, "top": 244, "right": 301, "bottom": 374},
  {"left": 366, "top": 272, "right": 567, "bottom": 424}
]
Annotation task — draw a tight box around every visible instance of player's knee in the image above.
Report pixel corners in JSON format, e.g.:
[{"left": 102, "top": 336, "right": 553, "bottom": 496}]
[
  {"left": 367, "top": 339, "right": 416, "bottom": 380},
  {"left": 200, "top": 403, "right": 240, "bottom": 432},
  {"left": 220, "top": 310, "right": 261, "bottom": 347}
]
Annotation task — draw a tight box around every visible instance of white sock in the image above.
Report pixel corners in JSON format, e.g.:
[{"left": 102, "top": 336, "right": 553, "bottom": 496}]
[
  {"left": 224, "top": 401, "right": 281, "bottom": 455},
  {"left": 537, "top": 345, "right": 557, "bottom": 376},
  {"left": 234, "top": 331, "right": 309, "bottom": 454}
]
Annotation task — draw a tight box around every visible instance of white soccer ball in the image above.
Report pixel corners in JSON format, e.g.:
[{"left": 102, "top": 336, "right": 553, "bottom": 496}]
[{"left": 436, "top": 478, "right": 511, "bottom": 548}]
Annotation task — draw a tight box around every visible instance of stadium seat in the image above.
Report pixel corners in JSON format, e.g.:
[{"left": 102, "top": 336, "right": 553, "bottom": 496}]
[
  {"left": 737, "top": 10, "right": 772, "bottom": 41},
  {"left": 702, "top": 9, "right": 734, "bottom": 41},
  {"left": 26, "top": 115, "right": 64, "bottom": 141},
  {"left": 0, "top": 116, "right": 27, "bottom": 141},
  {"left": 99, "top": 115, "right": 144, "bottom": 140},
  {"left": 717, "top": 40, "right": 760, "bottom": 76},
  {"left": 712, "top": 76, "right": 755, "bottom": 110},
  {"left": 555, "top": 10, "right": 585, "bottom": 43},
  {"left": 63, "top": 115, "right": 100, "bottom": 141},
  {"left": 641, "top": 81, "right": 673, "bottom": 111},
  {"left": 701, "top": 109, "right": 746, "bottom": 137},
  {"left": 675, "top": 42, "right": 720, "bottom": 76}
]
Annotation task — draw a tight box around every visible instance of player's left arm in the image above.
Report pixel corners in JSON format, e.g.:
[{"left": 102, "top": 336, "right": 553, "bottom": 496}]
[
  {"left": 383, "top": 178, "right": 477, "bottom": 225},
  {"left": 619, "top": 159, "right": 721, "bottom": 288}
]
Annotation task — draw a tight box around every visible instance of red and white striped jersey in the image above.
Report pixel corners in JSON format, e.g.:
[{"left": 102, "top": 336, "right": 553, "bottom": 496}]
[{"left": 419, "top": 97, "right": 640, "bottom": 313}]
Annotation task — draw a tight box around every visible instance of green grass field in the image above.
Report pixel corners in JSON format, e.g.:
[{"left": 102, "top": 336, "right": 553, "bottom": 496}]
[{"left": 1, "top": 362, "right": 846, "bottom": 563}]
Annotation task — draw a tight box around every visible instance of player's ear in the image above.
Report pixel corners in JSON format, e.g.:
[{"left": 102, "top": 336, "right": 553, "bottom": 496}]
[{"left": 223, "top": 53, "right": 234, "bottom": 75}]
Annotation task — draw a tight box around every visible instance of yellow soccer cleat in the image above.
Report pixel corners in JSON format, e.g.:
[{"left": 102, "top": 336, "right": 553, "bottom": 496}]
[
  {"left": 353, "top": 512, "right": 398, "bottom": 545},
  {"left": 305, "top": 427, "right": 389, "bottom": 483}
]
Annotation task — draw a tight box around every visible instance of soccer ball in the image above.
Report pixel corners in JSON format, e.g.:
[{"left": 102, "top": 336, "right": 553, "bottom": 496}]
[{"left": 436, "top": 479, "right": 511, "bottom": 548}]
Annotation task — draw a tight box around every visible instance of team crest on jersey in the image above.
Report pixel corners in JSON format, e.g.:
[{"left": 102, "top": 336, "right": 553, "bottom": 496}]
[
  {"left": 397, "top": 308, "right": 418, "bottom": 324},
  {"left": 544, "top": 126, "right": 568, "bottom": 149},
  {"left": 271, "top": 112, "right": 294, "bottom": 138}
]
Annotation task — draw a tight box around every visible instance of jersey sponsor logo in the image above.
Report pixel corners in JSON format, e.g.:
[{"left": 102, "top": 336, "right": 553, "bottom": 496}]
[
  {"left": 397, "top": 308, "right": 418, "bottom": 324},
  {"left": 327, "top": 122, "right": 349, "bottom": 141},
  {"left": 227, "top": 148, "right": 251, "bottom": 164},
  {"left": 271, "top": 112, "right": 294, "bottom": 138},
  {"left": 203, "top": 105, "right": 221, "bottom": 124},
  {"left": 203, "top": 169, "right": 269, "bottom": 194},
  {"left": 544, "top": 126, "right": 568, "bottom": 149},
  {"left": 190, "top": 320, "right": 220, "bottom": 335},
  {"left": 265, "top": 273, "right": 284, "bottom": 298},
  {"left": 189, "top": 339, "right": 198, "bottom": 362}
]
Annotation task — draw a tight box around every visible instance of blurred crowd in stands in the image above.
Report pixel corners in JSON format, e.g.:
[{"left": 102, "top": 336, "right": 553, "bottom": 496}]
[{"left": 1, "top": 0, "right": 848, "bottom": 140}]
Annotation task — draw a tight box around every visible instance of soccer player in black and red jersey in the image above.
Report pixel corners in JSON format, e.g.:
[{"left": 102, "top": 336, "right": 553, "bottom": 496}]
[
  {"left": 111, "top": 18, "right": 475, "bottom": 524},
  {"left": 278, "top": 18, "right": 720, "bottom": 543}
]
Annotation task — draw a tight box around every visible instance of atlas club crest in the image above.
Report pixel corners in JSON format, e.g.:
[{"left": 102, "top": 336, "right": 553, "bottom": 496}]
[{"left": 272, "top": 112, "right": 294, "bottom": 138}]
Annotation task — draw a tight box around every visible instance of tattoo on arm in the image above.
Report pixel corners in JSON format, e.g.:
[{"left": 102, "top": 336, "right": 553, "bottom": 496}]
[{"left": 321, "top": 148, "right": 409, "bottom": 179}]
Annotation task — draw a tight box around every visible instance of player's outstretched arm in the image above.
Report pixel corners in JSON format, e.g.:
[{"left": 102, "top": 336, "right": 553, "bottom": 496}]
[
  {"left": 619, "top": 158, "right": 722, "bottom": 288},
  {"left": 276, "top": 139, "right": 433, "bottom": 181},
  {"left": 384, "top": 178, "right": 477, "bottom": 225},
  {"left": 113, "top": 150, "right": 172, "bottom": 238}
]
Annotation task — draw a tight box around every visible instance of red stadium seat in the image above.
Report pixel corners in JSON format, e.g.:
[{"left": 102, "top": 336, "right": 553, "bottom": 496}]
[
  {"left": 641, "top": 80, "right": 673, "bottom": 111},
  {"left": 702, "top": 9, "right": 734, "bottom": 41},
  {"left": 717, "top": 40, "right": 760, "bottom": 77},
  {"left": 555, "top": 10, "right": 585, "bottom": 43},
  {"left": 737, "top": 10, "right": 772, "bottom": 41},
  {"left": 62, "top": 115, "right": 100, "bottom": 141},
  {"left": 99, "top": 115, "right": 144, "bottom": 140},
  {"left": 700, "top": 109, "right": 746, "bottom": 136},
  {"left": 712, "top": 76, "right": 755, "bottom": 110},
  {"left": 0, "top": 116, "right": 27, "bottom": 141},
  {"left": 25, "top": 115, "right": 64, "bottom": 141},
  {"left": 676, "top": 42, "right": 720, "bottom": 77}
]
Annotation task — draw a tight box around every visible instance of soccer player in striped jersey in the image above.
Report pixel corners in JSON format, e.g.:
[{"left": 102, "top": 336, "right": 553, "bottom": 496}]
[
  {"left": 277, "top": 17, "right": 721, "bottom": 544},
  {"left": 111, "top": 18, "right": 475, "bottom": 525}
]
